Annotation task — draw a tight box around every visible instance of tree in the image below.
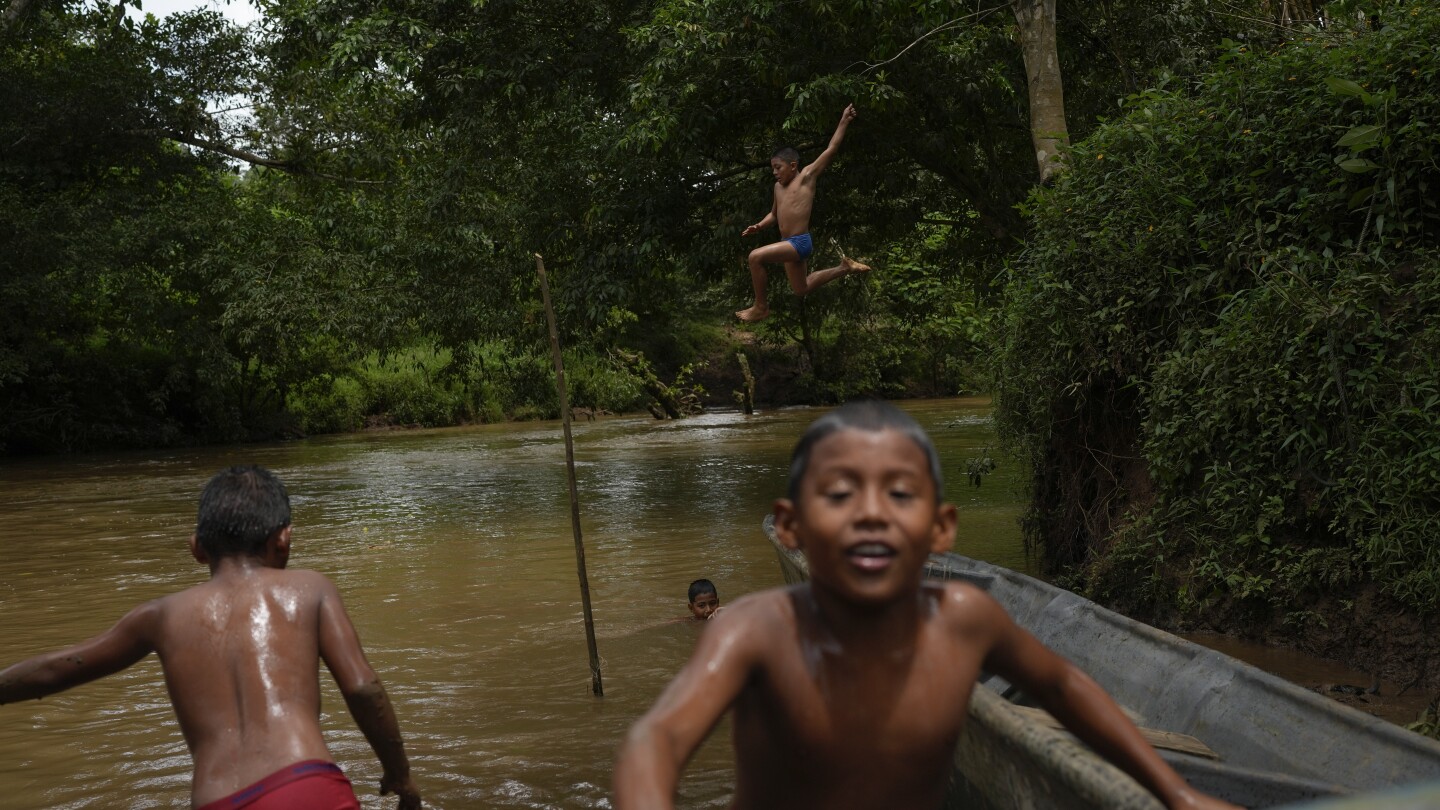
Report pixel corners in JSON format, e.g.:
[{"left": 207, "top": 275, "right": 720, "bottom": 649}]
[{"left": 1011, "top": 0, "right": 1067, "bottom": 182}]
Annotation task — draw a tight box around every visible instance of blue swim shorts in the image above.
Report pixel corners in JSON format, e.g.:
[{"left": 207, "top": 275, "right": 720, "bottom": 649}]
[{"left": 785, "top": 233, "right": 814, "bottom": 260}]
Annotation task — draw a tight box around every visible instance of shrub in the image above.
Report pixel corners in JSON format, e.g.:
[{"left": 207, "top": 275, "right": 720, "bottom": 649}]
[{"left": 996, "top": 3, "right": 1440, "bottom": 614}]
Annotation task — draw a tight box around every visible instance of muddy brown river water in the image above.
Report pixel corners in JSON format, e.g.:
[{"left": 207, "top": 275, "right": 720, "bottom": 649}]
[{"left": 0, "top": 398, "right": 1415, "bottom": 808}]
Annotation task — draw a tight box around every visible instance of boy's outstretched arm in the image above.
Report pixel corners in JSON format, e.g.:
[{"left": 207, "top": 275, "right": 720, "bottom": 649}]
[
  {"left": 0, "top": 603, "right": 157, "bottom": 705},
  {"left": 615, "top": 607, "right": 761, "bottom": 809},
  {"left": 806, "top": 103, "right": 857, "bottom": 177},
  {"left": 974, "top": 592, "right": 1241, "bottom": 810},
  {"left": 742, "top": 201, "right": 777, "bottom": 237},
  {"left": 317, "top": 579, "right": 422, "bottom": 810}
]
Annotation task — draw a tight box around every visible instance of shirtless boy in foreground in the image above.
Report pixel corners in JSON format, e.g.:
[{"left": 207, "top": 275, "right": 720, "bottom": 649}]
[
  {"left": 614, "top": 401, "right": 1238, "bottom": 810},
  {"left": 735, "top": 103, "right": 872, "bottom": 323},
  {"left": 0, "top": 465, "right": 421, "bottom": 810}
]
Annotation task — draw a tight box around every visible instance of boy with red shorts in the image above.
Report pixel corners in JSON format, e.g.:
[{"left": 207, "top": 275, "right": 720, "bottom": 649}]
[{"left": 0, "top": 465, "right": 421, "bottom": 809}]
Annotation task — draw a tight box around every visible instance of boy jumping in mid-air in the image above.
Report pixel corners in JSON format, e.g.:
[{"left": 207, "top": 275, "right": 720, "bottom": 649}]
[
  {"left": 615, "top": 401, "right": 1238, "bottom": 810},
  {"left": 686, "top": 579, "right": 721, "bottom": 621},
  {"left": 0, "top": 465, "right": 422, "bottom": 810},
  {"left": 735, "top": 103, "right": 872, "bottom": 323}
]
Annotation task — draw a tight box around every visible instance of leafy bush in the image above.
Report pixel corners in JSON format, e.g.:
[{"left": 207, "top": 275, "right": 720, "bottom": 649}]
[{"left": 996, "top": 2, "right": 1440, "bottom": 614}]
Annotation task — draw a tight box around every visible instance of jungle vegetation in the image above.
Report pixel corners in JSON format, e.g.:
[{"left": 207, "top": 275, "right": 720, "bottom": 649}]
[
  {"left": 5, "top": 0, "right": 1438, "bottom": 670},
  {"left": 994, "top": 2, "right": 1440, "bottom": 676},
  {"left": 2, "top": 0, "right": 1288, "bottom": 450}
]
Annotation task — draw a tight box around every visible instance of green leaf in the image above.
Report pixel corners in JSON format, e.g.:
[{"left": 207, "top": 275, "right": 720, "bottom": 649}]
[
  {"left": 1337, "top": 158, "right": 1381, "bottom": 174},
  {"left": 1337, "top": 124, "right": 1383, "bottom": 149},
  {"left": 1348, "top": 186, "right": 1375, "bottom": 209},
  {"left": 1325, "top": 77, "right": 1370, "bottom": 99}
]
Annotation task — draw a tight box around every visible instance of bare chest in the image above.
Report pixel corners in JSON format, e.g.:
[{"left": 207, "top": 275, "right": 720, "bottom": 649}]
[
  {"left": 773, "top": 181, "right": 816, "bottom": 221},
  {"left": 741, "top": 642, "right": 982, "bottom": 764}
]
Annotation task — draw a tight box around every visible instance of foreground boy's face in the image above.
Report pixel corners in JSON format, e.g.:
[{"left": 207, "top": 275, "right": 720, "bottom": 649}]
[
  {"left": 779, "top": 428, "right": 956, "bottom": 606},
  {"left": 688, "top": 592, "right": 719, "bottom": 620}
]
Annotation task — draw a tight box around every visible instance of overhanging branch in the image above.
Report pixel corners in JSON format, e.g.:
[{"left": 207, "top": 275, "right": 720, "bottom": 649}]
[{"left": 130, "top": 129, "right": 388, "bottom": 185}]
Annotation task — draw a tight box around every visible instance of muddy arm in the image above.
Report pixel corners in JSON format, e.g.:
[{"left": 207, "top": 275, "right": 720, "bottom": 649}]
[
  {"left": 318, "top": 579, "right": 421, "bottom": 809},
  {"left": 0, "top": 603, "right": 155, "bottom": 705}
]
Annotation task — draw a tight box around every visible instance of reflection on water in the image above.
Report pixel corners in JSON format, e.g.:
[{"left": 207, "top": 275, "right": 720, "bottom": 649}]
[{"left": 0, "top": 398, "right": 1028, "bottom": 809}]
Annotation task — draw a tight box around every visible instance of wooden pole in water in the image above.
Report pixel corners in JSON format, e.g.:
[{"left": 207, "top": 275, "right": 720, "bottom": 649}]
[{"left": 535, "top": 253, "right": 604, "bottom": 697}]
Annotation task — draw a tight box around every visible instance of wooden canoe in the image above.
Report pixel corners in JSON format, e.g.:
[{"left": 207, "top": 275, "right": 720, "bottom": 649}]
[{"left": 762, "top": 516, "right": 1440, "bottom": 809}]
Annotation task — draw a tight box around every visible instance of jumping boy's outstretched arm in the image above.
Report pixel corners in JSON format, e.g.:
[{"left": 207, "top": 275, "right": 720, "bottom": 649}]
[
  {"left": 970, "top": 589, "right": 1239, "bottom": 810},
  {"left": 317, "top": 578, "right": 423, "bottom": 810},
  {"left": 614, "top": 604, "right": 762, "bottom": 809},
  {"left": 0, "top": 602, "right": 157, "bottom": 705},
  {"left": 805, "top": 103, "right": 857, "bottom": 178},
  {"left": 741, "top": 200, "right": 777, "bottom": 237}
]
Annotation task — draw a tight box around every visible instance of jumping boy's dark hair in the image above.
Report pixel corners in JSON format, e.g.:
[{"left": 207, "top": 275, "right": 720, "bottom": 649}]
[
  {"left": 688, "top": 579, "right": 717, "bottom": 603},
  {"left": 195, "top": 465, "right": 292, "bottom": 558},
  {"left": 771, "top": 146, "right": 800, "bottom": 165},
  {"left": 787, "top": 400, "right": 943, "bottom": 500}
]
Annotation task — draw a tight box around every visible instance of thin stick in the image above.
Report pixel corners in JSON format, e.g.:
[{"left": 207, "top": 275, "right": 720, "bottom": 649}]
[{"left": 535, "top": 253, "right": 604, "bottom": 697}]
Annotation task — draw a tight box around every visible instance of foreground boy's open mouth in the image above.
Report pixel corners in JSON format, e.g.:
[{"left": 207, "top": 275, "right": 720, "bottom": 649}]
[{"left": 847, "top": 541, "right": 898, "bottom": 572}]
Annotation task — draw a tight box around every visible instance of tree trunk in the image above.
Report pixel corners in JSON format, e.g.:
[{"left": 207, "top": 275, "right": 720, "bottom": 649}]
[
  {"left": 1, "top": 0, "right": 41, "bottom": 33},
  {"left": 735, "top": 352, "right": 755, "bottom": 415},
  {"left": 1010, "top": 0, "right": 1068, "bottom": 183}
]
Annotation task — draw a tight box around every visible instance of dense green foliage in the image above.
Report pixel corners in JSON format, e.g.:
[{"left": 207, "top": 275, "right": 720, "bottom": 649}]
[
  {"left": 996, "top": 2, "right": 1440, "bottom": 615},
  {"left": 3, "top": 0, "right": 1300, "bottom": 455},
  {"left": 1, "top": 4, "right": 255, "bottom": 449},
  {"left": 4, "top": 0, "right": 1249, "bottom": 452}
]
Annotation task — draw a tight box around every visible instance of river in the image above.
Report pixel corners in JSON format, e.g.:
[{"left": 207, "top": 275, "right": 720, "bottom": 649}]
[{"left": 0, "top": 397, "right": 1416, "bottom": 808}]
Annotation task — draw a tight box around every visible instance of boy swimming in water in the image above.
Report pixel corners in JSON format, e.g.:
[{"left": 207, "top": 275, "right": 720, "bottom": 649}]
[
  {"left": 687, "top": 579, "right": 720, "bottom": 621},
  {"left": 735, "top": 103, "right": 872, "bottom": 323},
  {"left": 614, "top": 401, "right": 1237, "bottom": 809},
  {"left": 0, "top": 465, "right": 422, "bottom": 810}
]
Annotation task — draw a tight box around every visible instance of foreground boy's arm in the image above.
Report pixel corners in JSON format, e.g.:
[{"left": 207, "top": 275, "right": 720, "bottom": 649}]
[
  {"left": 971, "top": 589, "right": 1238, "bottom": 810},
  {"left": 614, "top": 602, "right": 761, "bottom": 808},
  {"left": 318, "top": 579, "right": 423, "bottom": 810},
  {"left": 0, "top": 603, "right": 156, "bottom": 705}
]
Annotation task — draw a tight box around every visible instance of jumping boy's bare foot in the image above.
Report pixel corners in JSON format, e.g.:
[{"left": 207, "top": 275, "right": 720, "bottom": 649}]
[
  {"left": 736, "top": 306, "right": 770, "bottom": 322},
  {"left": 841, "top": 256, "right": 873, "bottom": 276}
]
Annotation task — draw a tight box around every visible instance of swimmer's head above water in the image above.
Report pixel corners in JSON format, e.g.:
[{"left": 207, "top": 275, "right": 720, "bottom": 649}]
[{"left": 687, "top": 579, "right": 720, "bottom": 620}]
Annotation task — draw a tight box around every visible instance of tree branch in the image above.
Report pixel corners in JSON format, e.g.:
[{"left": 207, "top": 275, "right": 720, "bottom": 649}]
[
  {"left": 129, "top": 129, "right": 389, "bottom": 185},
  {"left": 843, "top": 4, "right": 1009, "bottom": 76},
  {"left": 157, "top": 130, "right": 296, "bottom": 171}
]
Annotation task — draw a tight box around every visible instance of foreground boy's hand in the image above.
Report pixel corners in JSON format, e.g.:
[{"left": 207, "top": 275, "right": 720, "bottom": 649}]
[{"left": 381, "top": 769, "right": 422, "bottom": 809}]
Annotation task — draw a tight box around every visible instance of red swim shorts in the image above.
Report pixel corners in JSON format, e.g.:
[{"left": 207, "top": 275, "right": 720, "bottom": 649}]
[{"left": 196, "top": 759, "right": 359, "bottom": 810}]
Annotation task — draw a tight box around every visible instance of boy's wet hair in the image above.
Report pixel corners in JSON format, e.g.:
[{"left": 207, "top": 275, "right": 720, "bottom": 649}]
[
  {"left": 195, "top": 465, "right": 292, "bottom": 558},
  {"left": 787, "top": 400, "right": 943, "bottom": 500},
  {"left": 771, "top": 146, "right": 800, "bottom": 165},
  {"left": 688, "top": 578, "right": 718, "bottom": 603}
]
